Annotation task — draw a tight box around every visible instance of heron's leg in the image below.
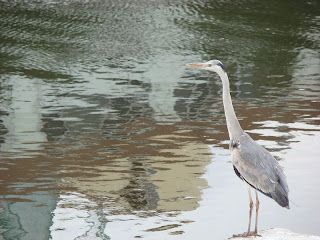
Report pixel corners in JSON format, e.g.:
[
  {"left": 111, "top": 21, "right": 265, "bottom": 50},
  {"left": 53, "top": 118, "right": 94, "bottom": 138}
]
[
  {"left": 254, "top": 190, "right": 260, "bottom": 234},
  {"left": 246, "top": 186, "right": 253, "bottom": 235}
]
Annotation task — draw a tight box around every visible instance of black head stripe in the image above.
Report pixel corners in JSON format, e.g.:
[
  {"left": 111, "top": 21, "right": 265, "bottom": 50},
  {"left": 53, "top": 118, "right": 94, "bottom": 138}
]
[{"left": 217, "top": 62, "right": 226, "bottom": 72}]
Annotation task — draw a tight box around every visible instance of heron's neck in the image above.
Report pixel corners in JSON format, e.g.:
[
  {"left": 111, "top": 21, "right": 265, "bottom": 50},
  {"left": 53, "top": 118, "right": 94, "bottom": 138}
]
[{"left": 218, "top": 71, "right": 243, "bottom": 140}]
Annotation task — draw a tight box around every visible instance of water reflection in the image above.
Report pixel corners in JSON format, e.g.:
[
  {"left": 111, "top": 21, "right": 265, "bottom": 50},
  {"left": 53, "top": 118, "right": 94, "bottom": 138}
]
[
  {"left": 1, "top": 76, "right": 47, "bottom": 157},
  {"left": 0, "top": 0, "right": 319, "bottom": 239}
]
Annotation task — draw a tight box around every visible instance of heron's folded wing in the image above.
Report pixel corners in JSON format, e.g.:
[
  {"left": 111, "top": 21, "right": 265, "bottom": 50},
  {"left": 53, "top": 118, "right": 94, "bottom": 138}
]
[{"left": 232, "top": 133, "right": 289, "bottom": 207}]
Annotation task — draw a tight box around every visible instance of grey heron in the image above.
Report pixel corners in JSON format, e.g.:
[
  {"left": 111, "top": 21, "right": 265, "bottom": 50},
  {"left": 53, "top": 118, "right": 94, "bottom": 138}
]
[{"left": 187, "top": 60, "right": 289, "bottom": 237}]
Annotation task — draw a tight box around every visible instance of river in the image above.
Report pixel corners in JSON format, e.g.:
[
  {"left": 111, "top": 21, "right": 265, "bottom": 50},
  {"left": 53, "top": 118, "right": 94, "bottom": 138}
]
[{"left": 0, "top": 1, "right": 319, "bottom": 239}]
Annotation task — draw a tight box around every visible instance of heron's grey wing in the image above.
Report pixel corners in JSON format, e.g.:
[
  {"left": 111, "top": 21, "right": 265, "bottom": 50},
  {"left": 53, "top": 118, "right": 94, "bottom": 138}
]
[{"left": 232, "top": 133, "right": 289, "bottom": 208}]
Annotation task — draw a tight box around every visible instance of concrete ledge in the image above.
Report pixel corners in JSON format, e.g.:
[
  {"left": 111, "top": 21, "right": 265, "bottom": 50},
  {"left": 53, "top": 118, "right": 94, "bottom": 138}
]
[{"left": 227, "top": 228, "right": 320, "bottom": 240}]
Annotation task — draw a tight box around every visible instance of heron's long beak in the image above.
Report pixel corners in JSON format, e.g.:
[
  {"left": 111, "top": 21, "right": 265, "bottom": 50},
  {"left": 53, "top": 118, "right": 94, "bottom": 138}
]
[{"left": 186, "top": 63, "right": 206, "bottom": 68}]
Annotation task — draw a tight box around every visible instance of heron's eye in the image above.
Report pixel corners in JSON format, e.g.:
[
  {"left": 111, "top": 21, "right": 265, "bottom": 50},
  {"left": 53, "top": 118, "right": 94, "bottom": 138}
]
[{"left": 206, "top": 64, "right": 212, "bottom": 67}]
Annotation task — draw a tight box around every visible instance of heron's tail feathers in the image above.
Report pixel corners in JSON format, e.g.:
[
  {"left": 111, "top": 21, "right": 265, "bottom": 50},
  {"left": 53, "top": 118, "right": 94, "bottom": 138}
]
[
  {"left": 271, "top": 186, "right": 289, "bottom": 208},
  {"left": 271, "top": 173, "right": 290, "bottom": 209}
]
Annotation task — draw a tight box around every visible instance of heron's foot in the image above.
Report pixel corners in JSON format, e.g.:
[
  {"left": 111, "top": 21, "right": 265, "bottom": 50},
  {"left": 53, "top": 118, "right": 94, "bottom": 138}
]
[
  {"left": 231, "top": 231, "right": 261, "bottom": 238},
  {"left": 248, "top": 231, "right": 261, "bottom": 237}
]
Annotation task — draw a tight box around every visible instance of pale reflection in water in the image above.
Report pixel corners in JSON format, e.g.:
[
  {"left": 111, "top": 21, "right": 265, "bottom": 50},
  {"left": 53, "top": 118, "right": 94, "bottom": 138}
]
[
  {"left": 55, "top": 127, "right": 210, "bottom": 212},
  {"left": 50, "top": 128, "right": 211, "bottom": 239}
]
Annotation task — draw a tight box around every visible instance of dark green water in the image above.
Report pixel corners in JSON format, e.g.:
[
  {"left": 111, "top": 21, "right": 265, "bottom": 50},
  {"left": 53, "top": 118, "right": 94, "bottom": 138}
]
[{"left": 0, "top": 1, "right": 319, "bottom": 239}]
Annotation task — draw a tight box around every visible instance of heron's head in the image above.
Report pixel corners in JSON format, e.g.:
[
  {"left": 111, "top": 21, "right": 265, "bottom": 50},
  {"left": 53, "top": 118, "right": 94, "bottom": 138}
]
[{"left": 186, "top": 60, "right": 226, "bottom": 74}]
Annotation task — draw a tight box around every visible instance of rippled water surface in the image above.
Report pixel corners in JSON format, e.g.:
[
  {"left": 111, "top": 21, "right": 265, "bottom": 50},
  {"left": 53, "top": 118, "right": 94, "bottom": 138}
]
[{"left": 0, "top": 1, "right": 319, "bottom": 239}]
